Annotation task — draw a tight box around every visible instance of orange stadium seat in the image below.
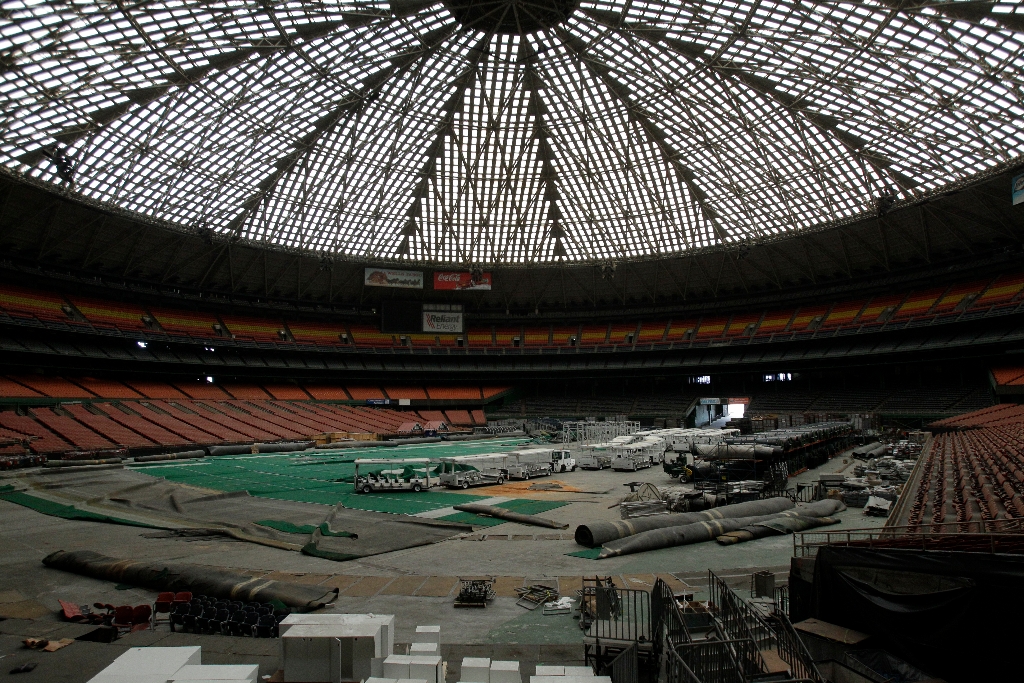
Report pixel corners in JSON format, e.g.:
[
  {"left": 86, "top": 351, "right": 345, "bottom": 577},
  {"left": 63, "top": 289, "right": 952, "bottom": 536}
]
[
  {"left": 417, "top": 410, "right": 446, "bottom": 422},
  {"left": 724, "top": 313, "right": 760, "bottom": 337},
  {"left": 348, "top": 324, "right": 394, "bottom": 347},
  {"left": 0, "top": 377, "right": 43, "bottom": 398},
  {"left": 174, "top": 382, "right": 231, "bottom": 400},
  {"left": 149, "top": 307, "right": 222, "bottom": 337},
  {"left": 932, "top": 279, "right": 988, "bottom": 314},
  {"left": 858, "top": 295, "right": 905, "bottom": 326},
  {"left": 992, "top": 368, "right": 1024, "bottom": 386},
  {"left": 790, "top": 306, "right": 830, "bottom": 332},
  {"left": 0, "top": 284, "right": 70, "bottom": 322},
  {"left": 288, "top": 321, "right": 349, "bottom": 345},
  {"left": 126, "top": 381, "right": 188, "bottom": 399},
  {"left": 695, "top": 316, "right": 728, "bottom": 339},
  {"left": 481, "top": 387, "right": 509, "bottom": 399},
  {"left": 0, "top": 412, "right": 72, "bottom": 453},
  {"left": 11, "top": 375, "right": 94, "bottom": 399},
  {"left": 70, "top": 296, "right": 149, "bottom": 331},
  {"left": 304, "top": 385, "right": 351, "bottom": 400},
  {"left": 385, "top": 386, "right": 428, "bottom": 400},
  {"left": 221, "top": 384, "right": 271, "bottom": 400},
  {"left": 470, "top": 409, "right": 487, "bottom": 425},
  {"left": 495, "top": 327, "right": 521, "bottom": 346},
  {"left": 972, "top": 273, "right": 1024, "bottom": 308},
  {"left": 467, "top": 327, "right": 493, "bottom": 346},
  {"left": 756, "top": 310, "right": 794, "bottom": 336},
  {"left": 609, "top": 323, "right": 639, "bottom": 344},
  {"left": 524, "top": 325, "right": 551, "bottom": 346},
  {"left": 551, "top": 325, "right": 581, "bottom": 346},
  {"left": 636, "top": 321, "right": 669, "bottom": 343},
  {"left": 33, "top": 408, "right": 115, "bottom": 451},
  {"left": 426, "top": 387, "right": 481, "bottom": 400},
  {"left": 219, "top": 314, "right": 286, "bottom": 342},
  {"left": 437, "top": 334, "right": 461, "bottom": 347},
  {"left": 346, "top": 386, "right": 386, "bottom": 400},
  {"left": 893, "top": 287, "right": 945, "bottom": 320},
  {"left": 665, "top": 318, "right": 699, "bottom": 341},
  {"left": 579, "top": 324, "right": 609, "bottom": 345},
  {"left": 74, "top": 378, "right": 143, "bottom": 399},
  {"left": 821, "top": 300, "right": 865, "bottom": 329},
  {"left": 405, "top": 333, "right": 437, "bottom": 347},
  {"left": 263, "top": 384, "right": 310, "bottom": 400},
  {"left": 443, "top": 410, "right": 473, "bottom": 425}
]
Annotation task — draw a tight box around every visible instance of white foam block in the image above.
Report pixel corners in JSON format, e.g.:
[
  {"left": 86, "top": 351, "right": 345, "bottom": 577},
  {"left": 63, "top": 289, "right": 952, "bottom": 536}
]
[
  {"left": 490, "top": 660, "right": 521, "bottom": 683},
  {"left": 172, "top": 665, "right": 258, "bottom": 682},
  {"left": 372, "top": 658, "right": 386, "bottom": 678},
  {"left": 280, "top": 614, "right": 396, "bottom": 655},
  {"left": 534, "top": 667, "right": 564, "bottom": 677},
  {"left": 384, "top": 655, "right": 413, "bottom": 680},
  {"left": 414, "top": 625, "right": 441, "bottom": 644},
  {"left": 410, "top": 643, "right": 438, "bottom": 655},
  {"left": 94, "top": 647, "right": 202, "bottom": 679},
  {"left": 397, "top": 679, "right": 428, "bottom": 683},
  {"left": 461, "top": 657, "right": 491, "bottom": 683},
  {"left": 410, "top": 655, "right": 443, "bottom": 683},
  {"left": 88, "top": 676, "right": 175, "bottom": 683},
  {"left": 366, "top": 678, "right": 399, "bottom": 683},
  {"left": 562, "top": 668, "right": 595, "bottom": 677},
  {"left": 531, "top": 677, "right": 610, "bottom": 683}
]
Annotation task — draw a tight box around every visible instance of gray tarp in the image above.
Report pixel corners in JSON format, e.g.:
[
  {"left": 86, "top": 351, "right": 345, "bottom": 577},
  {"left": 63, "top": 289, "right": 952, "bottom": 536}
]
[
  {"left": 716, "top": 515, "right": 841, "bottom": 544},
  {"left": 597, "top": 499, "right": 847, "bottom": 558},
  {"left": 17, "top": 469, "right": 470, "bottom": 560},
  {"left": 452, "top": 503, "right": 569, "bottom": 529},
  {"left": 43, "top": 550, "right": 337, "bottom": 611},
  {"left": 575, "top": 497, "right": 796, "bottom": 547}
]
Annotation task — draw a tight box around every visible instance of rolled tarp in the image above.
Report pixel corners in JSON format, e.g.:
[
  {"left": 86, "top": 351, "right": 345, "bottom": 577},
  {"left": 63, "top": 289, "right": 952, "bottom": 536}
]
[
  {"left": 452, "top": 503, "right": 569, "bottom": 529},
  {"left": 207, "top": 445, "right": 252, "bottom": 456},
  {"left": 575, "top": 497, "right": 795, "bottom": 547},
  {"left": 256, "top": 442, "right": 314, "bottom": 453},
  {"left": 716, "top": 515, "right": 842, "bottom": 545},
  {"left": 597, "top": 499, "right": 847, "bottom": 558},
  {"left": 691, "top": 443, "right": 779, "bottom": 459},
  {"left": 42, "top": 550, "right": 338, "bottom": 611},
  {"left": 44, "top": 458, "right": 122, "bottom": 467}
]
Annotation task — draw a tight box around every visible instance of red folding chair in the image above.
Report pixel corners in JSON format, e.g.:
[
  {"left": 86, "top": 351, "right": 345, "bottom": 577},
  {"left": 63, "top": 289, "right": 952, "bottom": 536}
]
[
  {"left": 172, "top": 591, "right": 192, "bottom": 604},
  {"left": 152, "top": 592, "right": 174, "bottom": 629},
  {"left": 131, "top": 604, "right": 152, "bottom": 632},
  {"left": 112, "top": 605, "right": 134, "bottom": 635}
]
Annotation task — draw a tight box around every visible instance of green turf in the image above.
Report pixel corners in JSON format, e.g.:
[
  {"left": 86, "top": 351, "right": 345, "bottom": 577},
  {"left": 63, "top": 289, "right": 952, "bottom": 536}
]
[
  {"left": 127, "top": 438, "right": 564, "bottom": 518},
  {"left": 566, "top": 547, "right": 603, "bottom": 559},
  {"left": 0, "top": 485, "right": 165, "bottom": 529},
  {"left": 437, "top": 498, "right": 570, "bottom": 525}
]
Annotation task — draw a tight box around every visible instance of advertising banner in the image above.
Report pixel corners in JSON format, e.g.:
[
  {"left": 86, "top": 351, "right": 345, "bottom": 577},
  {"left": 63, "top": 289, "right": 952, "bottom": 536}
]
[
  {"left": 728, "top": 397, "right": 751, "bottom": 405},
  {"left": 433, "top": 271, "right": 493, "bottom": 290},
  {"left": 1014, "top": 173, "right": 1024, "bottom": 206},
  {"left": 422, "top": 310, "right": 463, "bottom": 334},
  {"left": 364, "top": 268, "right": 423, "bottom": 289},
  {"left": 699, "top": 397, "right": 722, "bottom": 405}
]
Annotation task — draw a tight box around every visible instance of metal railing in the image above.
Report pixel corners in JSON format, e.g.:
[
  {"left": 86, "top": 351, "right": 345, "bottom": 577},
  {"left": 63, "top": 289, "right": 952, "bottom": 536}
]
[
  {"left": 769, "top": 607, "right": 825, "bottom": 683},
  {"left": 793, "top": 519, "right": 1024, "bottom": 557},
  {"left": 673, "top": 640, "right": 758, "bottom": 683},
  {"left": 585, "top": 588, "right": 652, "bottom": 644},
  {"left": 608, "top": 642, "right": 639, "bottom": 683}
]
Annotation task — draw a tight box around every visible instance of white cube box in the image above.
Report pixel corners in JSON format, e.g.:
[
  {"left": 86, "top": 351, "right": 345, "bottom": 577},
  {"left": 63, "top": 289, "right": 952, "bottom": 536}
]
[
  {"left": 282, "top": 623, "right": 382, "bottom": 683},
  {"left": 397, "top": 679, "right": 428, "bottom": 683},
  {"left": 88, "top": 677, "right": 177, "bottom": 683},
  {"left": 490, "top": 660, "right": 521, "bottom": 683},
  {"left": 532, "top": 677, "right": 610, "bottom": 683},
  {"left": 91, "top": 646, "right": 202, "bottom": 681},
  {"left": 534, "top": 667, "right": 564, "bottom": 677},
  {"left": 461, "top": 657, "right": 491, "bottom": 683},
  {"left": 366, "top": 678, "right": 399, "bottom": 683},
  {"left": 410, "top": 642, "right": 438, "bottom": 655},
  {"left": 172, "top": 664, "right": 259, "bottom": 682},
  {"left": 414, "top": 625, "right": 441, "bottom": 644},
  {"left": 384, "top": 654, "right": 413, "bottom": 679},
  {"left": 280, "top": 614, "right": 396, "bottom": 656},
  {"left": 563, "top": 668, "right": 595, "bottom": 677},
  {"left": 372, "top": 658, "right": 386, "bottom": 678},
  {"left": 410, "top": 655, "right": 443, "bottom": 683}
]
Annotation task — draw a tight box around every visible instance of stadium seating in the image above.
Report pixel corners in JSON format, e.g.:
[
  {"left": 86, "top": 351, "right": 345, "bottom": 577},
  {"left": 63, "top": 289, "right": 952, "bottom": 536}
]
[
  {"left": 347, "top": 324, "right": 394, "bottom": 347},
  {"left": 12, "top": 376, "right": 93, "bottom": 399},
  {"left": 579, "top": 323, "right": 609, "bottom": 345},
  {"left": 973, "top": 273, "right": 1024, "bottom": 309},
  {"left": 0, "top": 412, "right": 73, "bottom": 453},
  {"left": 523, "top": 325, "right": 550, "bottom": 346},
  {"left": 126, "top": 381, "right": 189, "bottom": 399},
  {"left": 551, "top": 325, "right": 580, "bottom": 345},
  {"left": 174, "top": 382, "right": 231, "bottom": 400},
  {"left": 858, "top": 295, "right": 906, "bottom": 327},
  {"left": 304, "top": 385, "right": 351, "bottom": 400},
  {"left": 346, "top": 386, "right": 386, "bottom": 400},
  {"left": 789, "top": 305, "right": 829, "bottom": 332},
  {"left": 992, "top": 367, "right": 1024, "bottom": 386},
  {"left": 892, "top": 287, "right": 945, "bottom": 320},
  {"left": 385, "top": 387, "right": 428, "bottom": 400},
  {"left": 70, "top": 296, "right": 149, "bottom": 331},
  {"left": 425, "top": 387, "right": 481, "bottom": 400},
  {"left": 666, "top": 318, "right": 700, "bottom": 341},
  {"left": 221, "top": 384, "right": 271, "bottom": 400},
  {"left": 820, "top": 300, "right": 864, "bottom": 329},
  {"left": 695, "top": 316, "right": 728, "bottom": 339},
  {"left": 0, "top": 284, "right": 71, "bottom": 322},
  {"left": 64, "top": 404, "right": 155, "bottom": 448},
  {"left": 467, "top": 327, "right": 492, "bottom": 346},
  {"left": 34, "top": 408, "right": 116, "bottom": 451},
  {"left": 724, "top": 313, "right": 760, "bottom": 337},
  {"left": 288, "top": 321, "right": 349, "bottom": 345},
  {"left": 0, "top": 377, "right": 42, "bottom": 398},
  {"left": 495, "top": 327, "right": 521, "bottom": 346},
  {"left": 932, "top": 280, "right": 987, "bottom": 315},
  {"left": 636, "top": 321, "right": 668, "bottom": 344},
  {"left": 263, "top": 384, "right": 310, "bottom": 400},
  {"left": 74, "top": 378, "right": 143, "bottom": 399},
  {"left": 148, "top": 307, "right": 222, "bottom": 337},
  {"left": 219, "top": 314, "right": 286, "bottom": 342}
]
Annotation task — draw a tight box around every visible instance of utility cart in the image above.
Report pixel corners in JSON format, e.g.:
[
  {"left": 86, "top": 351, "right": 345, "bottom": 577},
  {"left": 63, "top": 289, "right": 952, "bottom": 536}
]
[
  {"left": 353, "top": 458, "right": 432, "bottom": 493},
  {"left": 438, "top": 454, "right": 507, "bottom": 489}
]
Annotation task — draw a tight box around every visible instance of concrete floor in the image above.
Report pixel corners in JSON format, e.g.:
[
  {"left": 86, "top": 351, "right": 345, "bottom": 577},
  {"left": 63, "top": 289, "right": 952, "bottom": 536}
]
[{"left": 0, "top": 447, "right": 886, "bottom": 682}]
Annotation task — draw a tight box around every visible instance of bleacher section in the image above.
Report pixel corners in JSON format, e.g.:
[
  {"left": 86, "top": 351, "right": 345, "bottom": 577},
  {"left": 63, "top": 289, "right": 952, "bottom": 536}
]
[
  {"left": 219, "top": 314, "right": 286, "bottom": 342},
  {"left": 148, "top": 307, "right": 222, "bottom": 337},
  {"left": 0, "top": 284, "right": 70, "bottom": 323},
  {"left": 70, "top": 296, "right": 149, "bottom": 331}
]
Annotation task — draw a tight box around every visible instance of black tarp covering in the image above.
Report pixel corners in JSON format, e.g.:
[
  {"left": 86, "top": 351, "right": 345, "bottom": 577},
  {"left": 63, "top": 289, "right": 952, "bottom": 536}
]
[{"left": 810, "top": 545, "right": 1024, "bottom": 682}]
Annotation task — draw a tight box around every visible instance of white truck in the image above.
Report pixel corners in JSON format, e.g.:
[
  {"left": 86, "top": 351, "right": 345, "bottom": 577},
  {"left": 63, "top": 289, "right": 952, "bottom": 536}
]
[
  {"left": 438, "top": 454, "right": 507, "bottom": 489},
  {"left": 611, "top": 437, "right": 667, "bottom": 471},
  {"left": 353, "top": 458, "right": 432, "bottom": 493},
  {"left": 578, "top": 444, "right": 613, "bottom": 469},
  {"left": 550, "top": 449, "right": 576, "bottom": 472},
  {"left": 505, "top": 448, "right": 553, "bottom": 479}
]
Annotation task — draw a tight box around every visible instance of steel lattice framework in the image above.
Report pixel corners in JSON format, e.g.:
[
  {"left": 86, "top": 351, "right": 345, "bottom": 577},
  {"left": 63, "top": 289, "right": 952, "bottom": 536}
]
[{"left": 1, "top": 0, "right": 1022, "bottom": 265}]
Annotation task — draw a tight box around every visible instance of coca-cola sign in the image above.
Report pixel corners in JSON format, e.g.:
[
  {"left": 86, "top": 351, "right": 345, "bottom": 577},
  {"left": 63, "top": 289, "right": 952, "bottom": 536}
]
[{"left": 433, "top": 271, "right": 492, "bottom": 290}]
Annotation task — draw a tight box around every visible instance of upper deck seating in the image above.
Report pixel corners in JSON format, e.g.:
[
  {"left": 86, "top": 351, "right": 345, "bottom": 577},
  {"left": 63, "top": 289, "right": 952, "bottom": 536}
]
[
  {"left": 0, "top": 284, "right": 70, "bottom": 322},
  {"left": 820, "top": 301, "right": 865, "bottom": 329},
  {"left": 893, "top": 287, "right": 946, "bottom": 320},
  {"left": 724, "top": 313, "right": 761, "bottom": 337},
  {"left": 972, "top": 273, "right": 1024, "bottom": 309},
  {"left": 579, "top": 324, "right": 609, "bottom": 345},
  {"left": 348, "top": 324, "right": 394, "bottom": 347},
  {"left": 263, "top": 384, "right": 310, "bottom": 400},
  {"left": 71, "top": 297, "right": 149, "bottom": 331},
  {"left": 858, "top": 295, "right": 906, "bottom": 327},
  {"left": 523, "top": 326, "right": 550, "bottom": 346},
  {"left": 148, "top": 307, "right": 222, "bottom": 337},
  {"left": 385, "top": 386, "right": 428, "bottom": 400},
  {"left": 481, "top": 387, "right": 509, "bottom": 398},
  {"left": 495, "top": 327, "right": 521, "bottom": 346},
  {"left": 221, "top": 384, "right": 271, "bottom": 400},
  {"left": 426, "top": 387, "right": 481, "bottom": 400},
  {"left": 932, "top": 279, "right": 989, "bottom": 315},
  {"left": 74, "top": 378, "right": 143, "bottom": 399},
  {"left": 992, "top": 367, "right": 1024, "bottom": 386},
  {"left": 550, "top": 325, "right": 581, "bottom": 346},
  {"left": 609, "top": 323, "right": 639, "bottom": 345},
  {"left": 0, "top": 377, "right": 43, "bottom": 397},
  {"left": 219, "top": 315, "right": 286, "bottom": 342},
  {"left": 288, "top": 321, "right": 348, "bottom": 345},
  {"left": 174, "top": 382, "right": 231, "bottom": 400},
  {"left": 126, "top": 381, "right": 188, "bottom": 399},
  {"left": 789, "top": 306, "right": 830, "bottom": 332},
  {"left": 755, "top": 310, "right": 794, "bottom": 336},
  {"left": 665, "top": 318, "right": 699, "bottom": 341},
  {"left": 304, "top": 386, "right": 350, "bottom": 400},
  {"left": 636, "top": 321, "right": 668, "bottom": 344},
  {"left": 695, "top": 316, "right": 728, "bottom": 339},
  {"left": 467, "top": 327, "right": 493, "bottom": 347},
  {"left": 346, "top": 386, "right": 386, "bottom": 400}
]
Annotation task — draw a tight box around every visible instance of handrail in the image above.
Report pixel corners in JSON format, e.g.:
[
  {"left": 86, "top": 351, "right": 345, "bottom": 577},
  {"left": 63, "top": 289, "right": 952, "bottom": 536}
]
[{"left": 793, "top": 520, "right": 1024, "bottom": 557}]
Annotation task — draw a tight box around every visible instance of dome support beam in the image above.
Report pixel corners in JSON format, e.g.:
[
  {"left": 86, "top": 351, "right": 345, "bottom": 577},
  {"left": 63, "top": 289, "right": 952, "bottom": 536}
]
[{"left": 223, "top": 26, "right": 456, "bottom": 239}]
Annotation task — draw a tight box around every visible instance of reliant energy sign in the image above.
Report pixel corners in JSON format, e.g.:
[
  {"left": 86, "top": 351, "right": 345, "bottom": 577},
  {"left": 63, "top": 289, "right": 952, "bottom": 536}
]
[
  {"left": 364, "top": 268, "right": 423, "bottom": 289},
  {"left": 433, "top": 271, "right": 493, "bottom": 290},
  {"left": 422, "top": 303, "right": 463, "bottom": 333}
]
